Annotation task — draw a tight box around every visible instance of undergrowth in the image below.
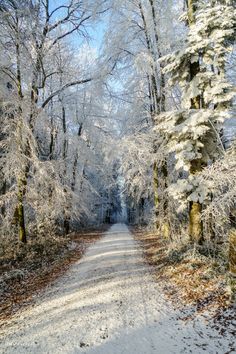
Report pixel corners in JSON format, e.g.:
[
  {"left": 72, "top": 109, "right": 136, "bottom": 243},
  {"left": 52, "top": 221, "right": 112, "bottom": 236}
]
[
  {"left": 133, "top": 228, "right": 231, "bottom": 312},
  {"left": 0, "top": 235, "right": 69, "bottom": 274},
  {"left": 0, "top": 226, "right": 107, "bottom": 322}
]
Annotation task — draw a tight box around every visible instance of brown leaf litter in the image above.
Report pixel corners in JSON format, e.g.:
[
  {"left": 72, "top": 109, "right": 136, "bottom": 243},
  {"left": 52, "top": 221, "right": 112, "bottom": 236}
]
[{"left": 0, "top": 226, "right": 108, "bottom": 325}]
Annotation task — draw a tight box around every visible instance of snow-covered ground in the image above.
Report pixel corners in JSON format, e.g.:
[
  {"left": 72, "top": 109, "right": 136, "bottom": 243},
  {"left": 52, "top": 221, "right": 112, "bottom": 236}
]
[{"left": 0, "top": 224, "right": 235, "bottom": 354}]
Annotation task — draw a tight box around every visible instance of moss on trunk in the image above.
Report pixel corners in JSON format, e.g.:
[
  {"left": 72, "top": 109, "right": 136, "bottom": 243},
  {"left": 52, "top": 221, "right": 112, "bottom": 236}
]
[
  {"left": 162, "top": 222, "right": 170, "bottom": 239},
  {"left": 189, "top": 201, "right": 203, "bottom": 244}
]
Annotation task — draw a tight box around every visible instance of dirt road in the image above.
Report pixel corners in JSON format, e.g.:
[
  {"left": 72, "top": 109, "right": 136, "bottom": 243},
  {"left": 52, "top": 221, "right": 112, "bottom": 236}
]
[{"left": 0, "top": 224, "right": 234, "bottom": 353}]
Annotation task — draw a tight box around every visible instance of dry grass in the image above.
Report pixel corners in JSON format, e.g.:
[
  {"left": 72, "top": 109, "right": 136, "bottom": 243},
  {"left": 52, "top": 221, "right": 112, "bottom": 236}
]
[
  {"left": 0, "top": 226, "right": 109, "bottom": 323},
  {"left": 133, "top": 228, "right": 231, "bottom": 314}
]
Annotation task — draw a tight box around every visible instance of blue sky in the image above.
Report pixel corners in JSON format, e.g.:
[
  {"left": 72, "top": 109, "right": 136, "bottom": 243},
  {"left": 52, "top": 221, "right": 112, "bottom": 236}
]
[
  {"left": 48, "top": 0, "right": 107, "bottom": 53},
  {"left": 88, "top": 21, "right": 106, "bottom": 53}
]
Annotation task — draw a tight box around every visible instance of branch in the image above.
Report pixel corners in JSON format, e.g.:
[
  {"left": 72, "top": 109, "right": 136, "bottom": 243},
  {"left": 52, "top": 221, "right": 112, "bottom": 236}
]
[
  {"left": 49, "top": 5, "right": 71, "bottom": 19},
  {"left": 49, "top": 8, "right": 109, "bottom": 47},
  {"left": 39, "top": 70, "right": 63, "bottom": 89},
  {"left": 0, "top": 66, "right": 17, "bottom": 84},
  {"left": 41, "top": 78, "right": 92, "bottom": 108},
  {"left": 48, "top": 2, "right": 80, "bottom": 33},
  {"left": 51, "top": 14, "right": 91, "bottom": 46}
]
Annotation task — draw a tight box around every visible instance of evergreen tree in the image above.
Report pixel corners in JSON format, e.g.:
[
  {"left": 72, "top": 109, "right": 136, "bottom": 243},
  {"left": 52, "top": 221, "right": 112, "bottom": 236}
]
[{"left": 155, "top": 0, "right": 236, "bottom": 242}]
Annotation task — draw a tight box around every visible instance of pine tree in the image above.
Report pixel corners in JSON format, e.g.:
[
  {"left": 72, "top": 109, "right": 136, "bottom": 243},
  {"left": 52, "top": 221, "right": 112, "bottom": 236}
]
[{"left": 155, "top": 0, "right": 236, "bottom": 243}]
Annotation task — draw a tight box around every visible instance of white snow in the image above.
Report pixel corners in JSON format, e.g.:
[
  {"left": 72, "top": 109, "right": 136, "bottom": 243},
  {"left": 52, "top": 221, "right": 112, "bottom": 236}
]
[{"left": 0, "top": 224, "right": 235, "bottom": 354}]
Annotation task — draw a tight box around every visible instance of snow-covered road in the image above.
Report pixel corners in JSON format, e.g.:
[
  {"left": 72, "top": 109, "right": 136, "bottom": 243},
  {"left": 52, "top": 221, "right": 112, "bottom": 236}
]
[{"left": 0, "top": 224, "right": 234, "bottom": 353}]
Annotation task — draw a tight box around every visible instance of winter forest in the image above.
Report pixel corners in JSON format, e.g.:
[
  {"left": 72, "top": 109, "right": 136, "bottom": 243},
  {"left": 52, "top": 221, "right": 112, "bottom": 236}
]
[{"left": 0, "top": 0, "right": 236, "bottom": 352}]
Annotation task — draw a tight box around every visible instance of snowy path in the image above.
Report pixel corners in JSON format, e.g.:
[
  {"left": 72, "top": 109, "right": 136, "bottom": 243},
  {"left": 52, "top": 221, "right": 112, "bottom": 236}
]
[{"left": 0, "top": 224, "right": 234, "bottom": 354}]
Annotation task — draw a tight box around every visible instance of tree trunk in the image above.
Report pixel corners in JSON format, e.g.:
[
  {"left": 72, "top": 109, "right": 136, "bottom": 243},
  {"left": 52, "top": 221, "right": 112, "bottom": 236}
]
[
  {"left": 15, "top": 20, "right": 27, "bottom": 243},
  {"left": 161, "top": 160, "right": 170, "bottom": 239},
  {"left": 189, "top": 202, "right": 202, "bottom": 243},
  {"left": 16, "top": 119, "right": 28, "bottom": 243},
  {"left": 138, "top": 1, "right": 159, "bottom": 116},
  {"left": 0, "top": 179, "right": 6, "bottom": 217},
  {"left": 187, "top": 0, "right": 203, "bottom": 244},
  {"left": 148, "top": 0, "right": 166, "bottom": 112},
  {"left": 139, "top": 1, "right": 169, "bottom": 231},
  {"left": 229, "top": 228, "right": 236, "bottom": 303},
  {"left": 153, "top": 161, "right": 159, "bottom": 226},
  {"left": 189, "top": 155, "right": 204, "bottom": 243},
  {"left": 17, "top": 177, "right": 27, "bottom": 243},
  {"left": 61, "top": 104, "right": 70, "bottom": 235}
]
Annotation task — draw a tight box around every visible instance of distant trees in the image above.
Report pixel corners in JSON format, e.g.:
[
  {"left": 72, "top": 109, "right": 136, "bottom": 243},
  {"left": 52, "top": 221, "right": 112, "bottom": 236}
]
[
  {"left": 103, "top": 0, "right": 179, "bottom": 230},
  {"left": 104, "top": 0, "right": 236, "bottom": 292},
  {"left": 105, "top": 0, "right": 235, "bottom": 235}
]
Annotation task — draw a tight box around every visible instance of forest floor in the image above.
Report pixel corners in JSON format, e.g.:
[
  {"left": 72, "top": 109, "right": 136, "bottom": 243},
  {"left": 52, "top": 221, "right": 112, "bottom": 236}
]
[
  {"left": 0, "top": 226, "right": 107, "bottom": 322},
  {"left": 0, "top": 224, "right": 235, "bottom": 354},
  {"left": 133, "top": 229, "right": 236, "bottom": 337}
]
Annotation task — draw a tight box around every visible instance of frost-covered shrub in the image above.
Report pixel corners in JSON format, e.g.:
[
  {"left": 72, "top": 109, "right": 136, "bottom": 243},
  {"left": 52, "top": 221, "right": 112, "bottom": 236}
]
[{"left": 200, "top": 145, "right": 236, "bottom": 239}]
